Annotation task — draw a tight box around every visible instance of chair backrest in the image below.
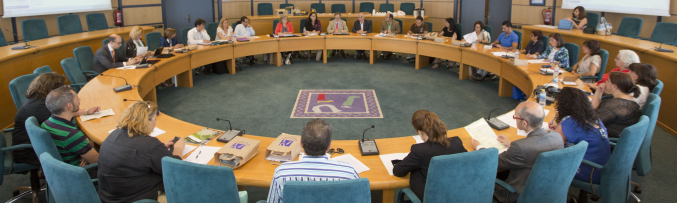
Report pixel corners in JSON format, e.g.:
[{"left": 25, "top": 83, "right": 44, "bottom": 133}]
[
  {"left": 600, "top": 116, "right": 649, "bottom": 203},
  {"left": 39, "top": 153, "right": 101, "bottom": 203},
  {"left": 86, "top": 13, "right": 109, "bottom": 31},
  {"left": 283, "top": 178, "right": 371, "bottom": 203},
  {"left": 145, "top": 32, "right": 162, "bottom": 51},
  {"left": 0, "top": 28, "right": 8, "bottom": 47},
  {"left": 652, "top": 79, "right": 663, "bottom": 95},
  {"left": 21, "top": 19, "right": 50, "bottom": 42},
  {"left": 616, "top": 17, "right": 643, "bottom": 39},
  {"left": 379, "top": 3, "right": 394, "bottom": 12},
  {"left": 587, "top": 13, "right": 600, "bottom": 30},
  {"left": 162, "top": 157, "right": 240, "bottom": 203},
  {"left": 331, "top": 4, "right": 346, "bottom": 13},
  {"left": 258, "top": 3, "right": 273, "bottom": 15},
  {"left": 649, "top": 22, "right": 677, "bottom": 44},
  {"left": 424, "top": 22, "right": 432, "bottom": 32},
  {"left": 101, "top": 36, "right": 125, "bottom": 55},
  {"left": 9, "top": 74, "right": 37, "bottom": 110},
  {"left": 300, "top": 19, "right": 307, "bottom": 32},
  {"left": 25, "top": 117, "right": 62, "bottom": 162},
  {"left": 484, "top": 25, "right": 493, "bottom": 40},
  {"left": 456, "top": 23, "right": 463, "bottom": 37},
  {"left": 310, "top": 3, "right": 326, "bottom": 13},
  {"left": 539, "top": 35, "right": 549, "bottom": 52},
  {"left": 596, "top": 49, "right": 609, "bottom": 82},
  {"left": 73, "top": 46, "right": 95, "bottom": 74},
  {"left": 423, "top": 148, "right": 498, "bottom": 203},
  {"left": 273, "top": 19, "right": 279, "bottom": 33},
  {"left": 33, "top": 65, "right": 53, "bottom": 75},
  {"left": 57, "top": 14, "right": 83, "bottom": 36},
  {"left": 359, "top": 2, "right": 375, "bottom": 13},
  {"left": 400, "top": 3, "right": 416, "bottom": 15},
  {"left": 564, "top": 42, "right": 580, "bottom": 71},
  {"left": 513, "top": 30, "right": 523, "bottom": 50},
  {"left": 280, "top": 3, "right": 294, "bottom": 9},
  {"left": 517, "top": 141, "right": 589, "bottom": 203},
  {"left": 635, "top": 94, "right": 661, "bottom": 176},
  {"left": 206, "top": 22, "right": 219, "bottom": 41},
  {"left": 394, "top": 19, "right": 403, "bottom": 34},
  {"left": 61, "top": 57, "right": 88, "bottom": 91},
  {"left": 181, "top": 28, "right": 190, "bottom": 46}
]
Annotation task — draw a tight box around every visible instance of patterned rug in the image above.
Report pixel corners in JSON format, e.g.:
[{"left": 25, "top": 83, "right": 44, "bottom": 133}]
[{"left": 291, "top": 90, "right": 383, "bottom": 118}]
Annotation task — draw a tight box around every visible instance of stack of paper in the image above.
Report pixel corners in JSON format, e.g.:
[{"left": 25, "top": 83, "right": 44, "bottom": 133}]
[
  {"left": 464, "top": 119, "right": 507, "bottom": 152},
  {"left": 527, "top": 59, "right": 548, "bottom": 64},
  {"left": 184, "top": 146, "right": 221, "bottom": 165},
  {"left": 330, "top": 154, "right": 370, "bottom": 173},
  {"left": 379, "top": 153, "right": 409, "bottom": 175},
  {"left": 413, "top": 136, "right": 424, "bottom": 144},
  {"left": 108, "top": 127, "right": 166, "bottom": 137},
  {"left": 80, "top": 109, "right": 115, "bottom": 121}
]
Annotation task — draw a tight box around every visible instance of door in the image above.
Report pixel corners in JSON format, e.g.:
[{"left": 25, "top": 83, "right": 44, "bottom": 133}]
[
  {"left": 163, "top": 0, "right": 214, "bottom": 31},
  {"left": 460, "top": 0, "right": 486, "bottom": 36},
  {"left": 487, "top": 0, "right": 512, "bottom": 41}
]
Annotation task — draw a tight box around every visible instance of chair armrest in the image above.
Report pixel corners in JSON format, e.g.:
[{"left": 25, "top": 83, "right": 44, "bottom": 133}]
[
  {"left": 398, "top": 188, "right": 422, "bottom": 203},
  {"left": 579, "top": 76, "right": 598, "bottom": 82},
  {"left": 1, "top": 144, "right": 33, "bottom": 152},
  {"left": 83, "top": 71, "right": 99, "bottom": 76},
  {"left": 255, "top": 200, "right": 267, "bottom": 203},
  {"left": 609, "top": 142, "right": 616, "bottom": 147},
  {"left": 609, "top": 137, "right": 618, "bottom": 142},
  {"left": 82, "top": 163, "right": 98, "bottom": 170},
  {"left": 495, "top": 179, "right": 517, "bottom": 193},
  {"left": 582, "top": 159, "right": 604, "bottom": 169},
  {"left": 91, "top": 178, "right": 98, "bottom": 183},
  {"left": 132, "top": 199, "right": 159, "bottom": 203},
  {"left": 2, "top": 128, "right": 14, "bottom": 134},
  {"left": 639, "top": 37, "right": 648, "bottom": 40},
  {"left": 69, "top": 83, "right": 87, "bottom": 88}
]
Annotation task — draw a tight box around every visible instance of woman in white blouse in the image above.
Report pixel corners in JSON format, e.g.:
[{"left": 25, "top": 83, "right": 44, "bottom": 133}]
[
  {"left": 217, "top": 17, "right": 233, "bottom": 41},
  {"left": 463, "top": 21, "right": 491, "bottom": 44},
  {"left": 628, "top": 63, "right": 658, "bottom": 109},
  {"left": 571, "top": 40, "right": 602, "bottom": 83}
]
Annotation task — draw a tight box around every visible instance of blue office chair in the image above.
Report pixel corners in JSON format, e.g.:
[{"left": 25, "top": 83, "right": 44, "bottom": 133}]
[
  {"left": 300, "top": 19, "right": 307, "bottom": 32},
  {"left": 33, "top": 65, "right": 53, "bottom": 75},
  {"left": 424, "top": 22, "right": 432, "bottom": 32},
  {"left": 280, "top": 3, "right": 294, "bottom": 9},
  {"left": 571, "top": 116, "right": 649, "bottom": 203},
  {"left": 359, "top": 2, "right": 375, "bottom": 13},
  {"left": 538, "top": 35, "right": 549, "bottom": 52},
  {"left": 257, "top": 3, "right": 273, "bottom": 15},
  {"left": 394, "top": 19, "right": 403, "bottom": 34},
  {"left": 311, "top": 3, "right": 326, "bottom": 13},
  {"left": 580, "top": 49, "right": 609, "bottom": 82},
  {"left": 484, "top": 25, "right": 493, "bottom": 41},
  {"left": 652, "top": 79, "right": 663, "bottom": 95},
  {"left": 563, "top": 42, "right": 580, "bottom": 72},
  {"left": 616, "top": 17, "right": 643, "bottom": 39},
  {"left": 206, "top": 22, "right": 219, "bottom": 41},
  {"left": 162, "top": 157, "right": 247, "bottom": 203},
  {"left": 9, "top": 74, "right": 38, "bottom": 110},
  {"left": 398, "top": 148, "right": 498, "bottom": 203},
  {"left": 0, "top": 123, "right": 40, "bottom": 203},
  {"left": 331, "top": 4, "right": 346, "bottom": 13},
  {"left": 379, "top": 3, "right": 394, "bottom": 12},
  {"left": 57, "top": 14, "right": 83, "bottom": 36},
  {"left": 400, "top": 3, "right": 416, "bottom": 15},
  {"left": 634, "top": 94, "right": 661, "bottom": 179},
  {"left": 496, "top": 141, "right": 589, "bottom": 202},
  {"left": 456, "top": 23, "right": 463, "bottom": 37},
  {"left": 102, "top": 36, "right": 125, "bottom": 56},
  {"left": 284, "top": 178, "right": 370, "bottom": 203},
  {"left": 145, "top": 32, "right": 162, "bottom": 52},
  {"left": 513, "top": 30, "right": 523, "bottom": 50},
  {"left": 73, "top": 46, "right": 100, "bottom": 78},
  {"left": 644, "top": 22, "right": 677, "bottom": 45},
  {"left": 0, "top": 27, "right": 9, "bottom": 47},
  {"left": 21, "top": 19, "right": 50, "bottom": 42},
  {"left": 587, "top": 13, "right": 600, "bottom": 31},
  {"left": 61, "top": 57, "right": 88, "bottom": 92},
  {"left": 181, "top": 27, "right": 190, "bottom": 46},
  {"left": 86, "top": 13, "right": 111, "bottom": 31}
]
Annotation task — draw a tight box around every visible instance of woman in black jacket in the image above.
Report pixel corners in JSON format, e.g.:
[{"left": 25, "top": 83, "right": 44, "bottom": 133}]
[{"left": 123, "top": 26, "right": 147, "bottom": 58}]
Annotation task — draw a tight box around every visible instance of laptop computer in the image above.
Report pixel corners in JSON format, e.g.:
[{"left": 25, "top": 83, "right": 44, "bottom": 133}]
[{"left": 151, "top": 47, "right": 174, "bottom": 58}]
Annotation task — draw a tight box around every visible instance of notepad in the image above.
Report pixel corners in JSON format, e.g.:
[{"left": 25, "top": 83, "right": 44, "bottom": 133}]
[
  {"left": 379, "top": 153, "right": 409, "bottom": 175},
  {"left": 184, "top": 146, "right": 221, "bottom": 165},
  {"left": 330, "top": 154, "right": 370, "bottom": 174},
  {"left": 182, "top": 144, "right": 198, "bottom": 156},
  {"left": 465, "top": 119, "right": 507, "bottom": 151},
  {"left": 80, "top": 109, "right": 115, "bottom": 121}
]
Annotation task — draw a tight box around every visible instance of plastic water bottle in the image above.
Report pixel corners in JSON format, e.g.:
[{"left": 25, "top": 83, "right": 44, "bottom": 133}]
[
  {"left": 303, "top": 27, "right": 306, "bottom": 35},
  {"left": 552, "top": 61, "right": 560, "bottom": 83},
  {"left": 514, "top": 50, "right": 519, "bottom": 59},
  {"left": 539, "top": 90, "right": 547, "bottom": 107}
]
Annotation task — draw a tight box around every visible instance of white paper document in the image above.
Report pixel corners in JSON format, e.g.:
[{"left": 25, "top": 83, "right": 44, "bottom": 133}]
[
  {"left": 182, "top": 145, "right": 198, "bottom": 156},
  {"left": 379, "top": 153, "right": 409, "bottom": 175},
  {"left": 534, "top": 25, "right": 557, "bottom": 29},
  {"left": 184, "top": 146, "right": 221, "bottom": 165},
  {"left": 108, "top": 127, "right": 165, "bottom": 137},
  {"left": 465, "top": 119, "right": 507, "bottom": 151},
  {"left": 562, "top": 81, "right": 578, "bottom": 86},
  {"left": 136, "top": 47, "right": 148, "bottom": 56},
  {"left": 413, "top": 136, "right": 424, "bottom": 144},
  {"left": 330, "top": 154, "right": 370, "bottom": 174},
  {"left": 527, "top": 59, "right": 548, "bottom": 64},
  {"left": 80, "top": 109, "right": 115, "bottom": 121}
]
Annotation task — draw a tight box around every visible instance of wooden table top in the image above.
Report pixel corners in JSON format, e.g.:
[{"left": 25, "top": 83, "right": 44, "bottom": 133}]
[{"left": 248, "top": 14, "right": 427, "bottom": 20}]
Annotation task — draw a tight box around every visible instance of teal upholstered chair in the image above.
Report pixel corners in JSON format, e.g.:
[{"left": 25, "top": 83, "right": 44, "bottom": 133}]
[
  {"left": 73, "top": 46, "right": 100, "bottom": 78},
  {"left": 424, "top": 22, "right": 432, "bottom": 32},
  {"left": 400, "top": 3, "right": 416, "bottom": 15},
  {"left": 280, "top": 3, "right": 294, "bottom": 9},
  {"left": 587, "top": 13, "right": 600, "bottom": 30},
  {"left": 300, "top": 19, "right": 306, "bottom": 32},
  {"left": 484, "top": 25, "right": 493, "bottom": 41},
  {"left": 398, "top": 148, "right": 498, "bottom": 203},
  {"left": 456, "top": 23, "right": 463, "bottom": 37},
  {"left": 332, "top": 4, "right": 346, "bottom": 13},
  {"left": 145, "top": 32, "right": 162, "bottom": 52},
  {"left": 181, "top": 27, "right": 190, "bottom": 46},
  {"left": 33, "top": 65, "right": 53, "bottom": 75},
  {"left": 162, "top": 157, "right": 247, "bottom": 203},
  {"left": 359, "top": 2, "right": 375, "bottom": 13},
  {"left": 538, "top": 35, "right": 549, "bottom": 52},
  {"left": 616, "top": 17, "right": 643, "bottom": 39},
  {"left": 57, "top": 14, "right": 83, "bottom": 36},
  {"left": 102, "top": 36, "right": 125, "bottom": 55},
  {"left": 311, "top": 3, "right": 326, "bottom": 13},
  {"left": 0, "top": 28, "right": 8, "bottom": 47},
  {"left": 634, "top": 94, "right": 661, "bottom": 179},
  {"left": 646, "top": 22, "right": 677, "bottom": 45},
  {"left": 9, "top": 74, "right": 37, "bottom": 110},
  {"left": 258, "top": 3, "right": 273, "bottom": 15},
  {"left": 0, "top": 121, "right": 41, "bottom": 202},
  {"left": 513, "top": 30, "right": 523, "bottom": 50},
  {"left": 580, "top": 49, "right": 609, "bottom": 82},
  {"left": 21, "top": 19, "right": 50, "bottom": 42},
  {"left": 273, "top": 19, "right": 279, "bottom": 34},
  {"left": 61, "top": 57, "right": 88, "bottom": 92},
  {"left": 86, "top": 13, "right": 111, "bottom": 31},
  {"left": 394, "top": 19, "right": 403, "bottom": 34},
  {"left": 571, "top": 116, "right": 650, "bottom": 203},
  {"left": 379, "top": 3, "right": 394, "bottom": 12},
  {"left": 496, "top": 141, "right": 589, "bottom": 202},
  {"left": 206, "top": 22, "right": 219, "bottom": 41},
  {"left": 282, "top": 178, "right": 370, "bottom": 203},
  {"left": 652, "top": 79, "right": 663, "bottom": 95},
  {"left": 563, "top": 42, "right": 580, "bottom": 72}
]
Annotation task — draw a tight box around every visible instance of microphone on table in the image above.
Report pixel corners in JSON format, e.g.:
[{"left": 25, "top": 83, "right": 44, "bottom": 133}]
[
  {"left": 655, "top": 42, "right": 674, "bottom": 53},
  {"left": 123, "top": 99, "right": 141, "bottom": 102},
  {"left": 486, "top": 108, "right": 509, "bottom": 130},
  {"left": 358, "top": 125, "right": 379, "bottom": 156},
  {"left": 99, "top": 73, "right": 133, "bottom": 92},
  {"left": 5, "top": 29, "right": 35, "bottom": 50},
  {"left": 215, "top": 118, "right": 243, "bottom": 143}
]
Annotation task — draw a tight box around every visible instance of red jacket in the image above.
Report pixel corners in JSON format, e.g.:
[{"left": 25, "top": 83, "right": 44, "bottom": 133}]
[{"left": 275, "top": 22, "right": 294, "bottom": 35}]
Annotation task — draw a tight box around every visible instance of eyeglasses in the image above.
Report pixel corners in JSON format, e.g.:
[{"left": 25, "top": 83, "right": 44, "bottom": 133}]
[
  {"left": 512, "top": 115, "right": 529, "bottom": 126},
  {"left": 328, "top": 148, "right": 344, "bottom": 155}
]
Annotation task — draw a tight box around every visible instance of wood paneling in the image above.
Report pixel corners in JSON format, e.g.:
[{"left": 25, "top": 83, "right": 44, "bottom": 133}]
[
  {"left": 423, "top": 1, "right": 454, "bottom": 18},
  {"left": 513, "top": 0, "right": 553, "bottom": 7},
  {"left": 323, "top": 0, "right": 354, "bottom": 13},
  {"left": 123, "top": 6, "right": 163, "bottom": 25},
  {"left": 672, "top": 0, "right": 677, "bottom": 15},
  {"left": 287, "top": 0, "right": 314, "bottom": 11},
  {"left": 223, "top": 2, "right": 253, "bottom": 19},
  {"left": 604, "top": 12, "right": 657, "bottom": 39},
  {"left": 121, "top": 0, "right": 161, "bottom": 6},
  {"left": 428, "top": 18, "right": 446, "bottom": 32},
  {"left": 662, "top": 16, "right": 677, "bottom": 24},
  {"left": 511, "top": 5, "right": 548, "bottom": 26}
]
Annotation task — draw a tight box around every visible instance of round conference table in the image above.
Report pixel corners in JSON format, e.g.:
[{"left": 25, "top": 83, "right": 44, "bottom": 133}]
[{"left": 75, "top": 32, "right": 590, "bottom": 202}]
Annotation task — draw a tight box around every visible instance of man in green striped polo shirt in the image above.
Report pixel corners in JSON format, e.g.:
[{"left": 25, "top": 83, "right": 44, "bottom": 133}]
[{"left": 42, "top": 86, "right": 99, "bottom": 166}]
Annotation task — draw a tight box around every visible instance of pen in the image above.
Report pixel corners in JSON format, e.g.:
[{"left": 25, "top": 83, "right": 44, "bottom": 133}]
[{"left": 195, "top": 151, "right": 202, "bottom": 159}]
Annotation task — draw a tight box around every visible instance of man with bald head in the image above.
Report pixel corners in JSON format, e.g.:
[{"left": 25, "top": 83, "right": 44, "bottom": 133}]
[
  {"left": 352, "top": 12, "right": 372, "bottom": 60},
  {"left": 472, "top": 101, "right": 563, "bottom": 202},
  {"left": 93, "top": 34, "right": 140, "bottom": 73}
]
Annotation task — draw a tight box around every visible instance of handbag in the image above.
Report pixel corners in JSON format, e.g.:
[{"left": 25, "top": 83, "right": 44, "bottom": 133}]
[
  {"left": 558, "top": 19, "right": 574, "bottom": 30},
  {"left": 597, "top": 17, "right": 612, "bottom": 36}
]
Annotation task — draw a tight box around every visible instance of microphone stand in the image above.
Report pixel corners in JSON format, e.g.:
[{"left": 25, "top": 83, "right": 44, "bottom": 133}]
[{"left": 358, "top": 125, "right": 379, "bottom": 156}]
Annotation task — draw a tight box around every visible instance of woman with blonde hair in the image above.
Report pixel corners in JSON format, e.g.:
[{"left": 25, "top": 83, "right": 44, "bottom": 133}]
[
  {"left": 123, "top": 26, "right": 147, "bottom": 58},
  {"left": 393, "top": 110, "right": 466, "bottom": 200},
  {"left": 97, "top": 101, "right": 185, "bottom": 203},
  {"left": 217, "top": 17, "right": 233, "bottom": 40},
  {"left": 160, "top": 28, "right": 183, "bottom": 49}
]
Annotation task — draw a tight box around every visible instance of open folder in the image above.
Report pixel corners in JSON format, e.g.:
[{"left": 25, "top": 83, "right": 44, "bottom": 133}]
[{"left": 465, "top": 119, "right": 508, "bottom": 153}]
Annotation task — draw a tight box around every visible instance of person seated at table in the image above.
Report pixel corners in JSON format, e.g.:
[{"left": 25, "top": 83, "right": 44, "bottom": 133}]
[
  {"left": 275, "top": 15, "right": 294, "bottom": 35},
  {"left": 42, "top": 86, "right": 100, "bottom": 166},
  {"left": 217, "top": 17, "right": 233, "bottom": 41},
  {"left": 187, "top": 18, "right": 210, "bottom": 45},
  {"left": 489, "top": 21, "right": 518, "bottom": 51},
  {"left": 93, "top": 34, "right": 140, "bottom": 73},
  {"left": 527, "top": 33, "right": 569, "bottom": 69},
  {"left": 628, "top": 63, "right": 658, "bottom": 109},
  {"left": 430, "top": 18, "right": 462, "bottom": 69},
  {"left": 304, "top": 12, "right": 323, "bottom": 61},
  {"left": 234, "top": 16, "right": 258, "bottom": 65},
  {"left": 352, "top": 12, "right": 372, "bottom": 60},
  {"left": 587, "top": 50, "right": 640, "bottom": 89},
  {"left": 327, "top": 12, "right": 349, "bottom": 58},
  {"left": 123, "top": 26, "right": 147, "bottom": 58},
  {"left": 571, "top": 40, "right": 601, "bottom": 82},
  {"left": 520, "top": 30, "right": 544, "bottom": 56},
  {"left": 266, "top": 119, "right": 359, "bottom": 203},
  {"left": 465, "top": 21, "right": 493, "bottom": 80},
  {"left": 159, "top": 28, "right": 183, "bottom": 49},
  {"left": 591, "top": 72, "right": 642, "bottom": 138},
  {"left": 393, "top": 110, "right": 466, "bottom": 200},
  {"left": 472, "top": 101, "right": 563, "bottom": 203},
  {"left": 406, "top": 16, "right": 429, "bottom": 63},
  {"left": 564, "top": 6, "right": 588, "bottom": 30},
  {"left": 551, "top": 87, "right": 610, "bottom": 187},
  {"left": 379, "top": 13, "right": 401, "bottom": 60},
  {"left": 97, "top": 101, "right": 185, "bottom": 203}
]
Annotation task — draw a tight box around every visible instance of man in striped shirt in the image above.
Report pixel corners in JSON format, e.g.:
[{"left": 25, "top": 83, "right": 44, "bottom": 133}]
[
  {"left": 42, "top": 86, "right": 99, "bottom": 166},
  {"left": 266, "top": 119, "right": 360, "bottom": 203}
]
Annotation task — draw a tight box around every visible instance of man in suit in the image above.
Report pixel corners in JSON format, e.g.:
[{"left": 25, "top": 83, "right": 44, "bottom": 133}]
[
  {"left": 352, "top": 12, "right": 372, "bottom": 60},
  {"left": 93, "top": 34, "right": 139, "bottom": 73},
  {"left": 472, "top": 101, "right": 563, "bottom": 203},
  {"left": 379, "top": 13, "right": 401, "bottom": 59},
  {"left": 327, "top": 12, "right": 348, "bottom": 58}
]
